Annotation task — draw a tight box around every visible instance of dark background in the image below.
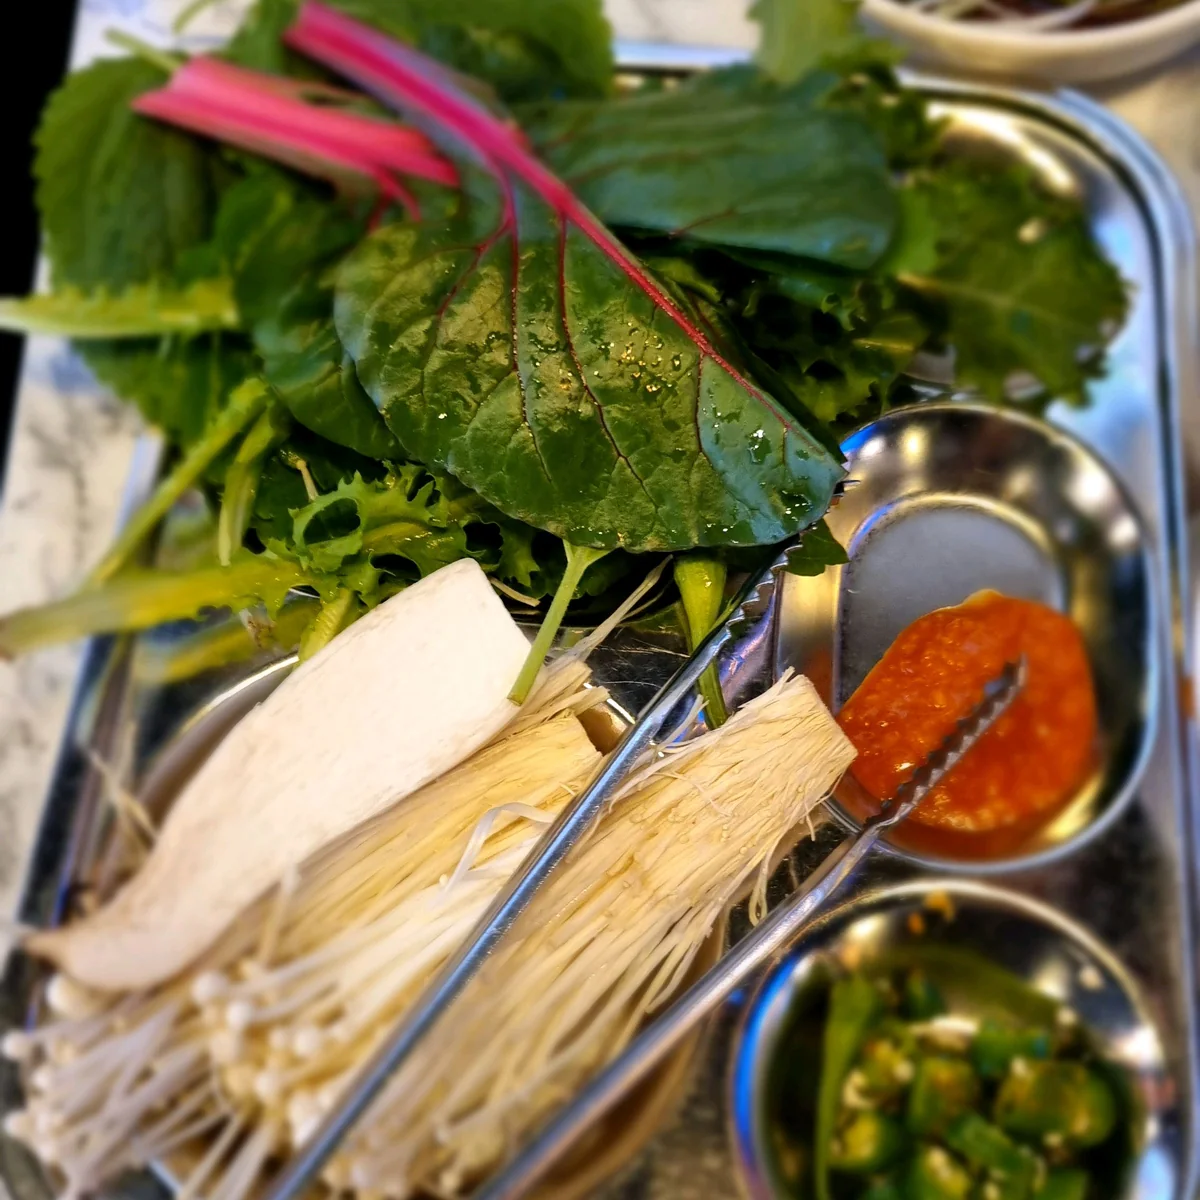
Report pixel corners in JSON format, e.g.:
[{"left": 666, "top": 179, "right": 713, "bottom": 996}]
[{"left": 0, "top": 0, "right": 77, "bottom": 490}]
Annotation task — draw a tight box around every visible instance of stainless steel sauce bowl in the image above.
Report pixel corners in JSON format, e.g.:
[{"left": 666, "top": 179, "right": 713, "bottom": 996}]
[
  {"left": 778, "top": 402, "right": 1158, "bottom": 872},
  {"left": 728, "top": 879, "right": 1180, "bottom": 1200}
]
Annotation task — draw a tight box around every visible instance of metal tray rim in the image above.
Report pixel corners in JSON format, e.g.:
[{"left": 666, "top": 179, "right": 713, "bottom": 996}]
[{"left": 4, "top": 53, "right": 1199, "bottom": 1200}]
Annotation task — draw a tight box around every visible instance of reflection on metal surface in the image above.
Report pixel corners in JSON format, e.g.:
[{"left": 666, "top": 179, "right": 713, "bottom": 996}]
[
  {"left": 934, "top": 105, "right": 1081, "bottom": 196},
  {"left": 729, "top": 881, "right": 1180, "bottom": 1200}
]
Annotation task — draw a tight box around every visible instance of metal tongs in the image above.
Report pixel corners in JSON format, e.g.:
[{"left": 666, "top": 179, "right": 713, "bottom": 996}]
[
  {"left": 476, "top": 656, "right": 1025, "bottom": 1200},
  {"left": 260, "top": 542, "right": 1026, "bottom": 1200}
]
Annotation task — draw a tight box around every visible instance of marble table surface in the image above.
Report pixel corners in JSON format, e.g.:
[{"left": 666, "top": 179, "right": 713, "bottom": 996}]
[{"left": 2, "top": 0, "right": 1200, "bottom": 930}]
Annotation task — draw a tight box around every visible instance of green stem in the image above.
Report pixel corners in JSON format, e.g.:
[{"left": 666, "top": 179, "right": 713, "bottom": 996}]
[
  {"left": 105, "top": 29, "right": 185, "bottom": 75},
  {"left": 0, "top": 279, "right": 239, "bottom": 339},
  {"left": 674, "top": 554, "right": 729, "bottom": 727},
  {"left": 815, "top": 977, "right": 883, "bottom": 1200},
  {"left": 508, "top": 542, "right": 609, "bottom": 704},
  {"left": 217, "top": 406, "right": 291, "bottom": 566},
  {"left": 135, "top": 595, "right": 320, "bottom": 684},
  {"left": 174, "top": 0, "right": 221, "bottom": 33},
  {"left": 91, "top": 379, "right": 270, "bottom": 586},
  {"left": 0, "top": 559, "right": 309, "bottom": 658},
  {"left": 360, "top": 520, "right": 432, "bottom": 552},
  {"left": 298, "top": 588, "right": 360, "bottom": 661}
]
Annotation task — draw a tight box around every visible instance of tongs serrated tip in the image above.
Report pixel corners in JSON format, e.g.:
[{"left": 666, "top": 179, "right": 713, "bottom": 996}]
[{"left": 876, "top": 654, "right": 1028, "bottom": 830}]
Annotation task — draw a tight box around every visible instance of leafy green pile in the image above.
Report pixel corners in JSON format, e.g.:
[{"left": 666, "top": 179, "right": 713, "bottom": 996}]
[{"left": 0, "top": 0, "right": 1126, "bottom": 677}]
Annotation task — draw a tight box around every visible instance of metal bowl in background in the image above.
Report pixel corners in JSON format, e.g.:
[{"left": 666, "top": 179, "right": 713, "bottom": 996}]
[
  {"left": 778, "top": 402, "right": 1157, "bottom": 873},
  {"left": 860, "top": 0, "right": 1200, "bottom": 86},
  {"left": 728, "top": 879, "right": 1181, "bottom": 1200}
]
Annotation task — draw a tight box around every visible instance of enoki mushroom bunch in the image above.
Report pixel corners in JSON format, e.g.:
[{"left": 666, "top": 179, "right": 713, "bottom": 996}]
[{"left": 6, "top": 670, "right": 853, "bottom": 1200}]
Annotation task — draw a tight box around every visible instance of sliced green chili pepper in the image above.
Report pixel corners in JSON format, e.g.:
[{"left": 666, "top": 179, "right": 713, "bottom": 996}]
[
  {"left": 906, "top": 1144, "right": 973, "bottom": 1200},
  {"left": 995, "top": 1061, "right": 1117, "bottom": 1150},
  {"left": 972, "top": 1019, "right": 1052, "bottom": 1081},
  {"left": 903, "top": 969, "right": 946, "bottom": 1021},
  {"left": 945, "top": 1113, "right": 1036, "bottom": 1199},
  {"left": 858, "top": 1034, "right": 917, "bottom": 1104},
  {"left": 1033, "top": 1169, "right": 1090, "bottom": 1200},
  {"left": 829, "top": 1111, "right": 906, "bottom": 1174},
  {"left": 861, "top": 1177, "right": 904, "bottom": 1200},
  {"left": 907, "top": 1056, "right": 980, "bottom": 1137}
]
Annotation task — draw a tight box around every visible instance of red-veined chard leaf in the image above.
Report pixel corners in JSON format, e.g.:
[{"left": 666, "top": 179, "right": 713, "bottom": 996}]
[
  {"left": 292, "top": 2, "right": 844, "bottom": 554},
  {"left": 524, "top": 85, "right": 896, "bottom": 270}
]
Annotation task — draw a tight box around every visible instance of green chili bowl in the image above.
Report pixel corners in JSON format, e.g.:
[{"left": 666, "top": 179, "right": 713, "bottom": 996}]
[{"left": 727, "top": 880, "right": 1177, "bottom": 1200}]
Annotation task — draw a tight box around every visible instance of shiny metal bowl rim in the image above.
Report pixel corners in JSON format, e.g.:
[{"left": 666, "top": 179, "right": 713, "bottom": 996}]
[
  {"left": 726, "top": 875, "right": 1167, "bottom": 1200},
  {"left": 818, "top": 401, "right": 1162, "bottom": 877}
]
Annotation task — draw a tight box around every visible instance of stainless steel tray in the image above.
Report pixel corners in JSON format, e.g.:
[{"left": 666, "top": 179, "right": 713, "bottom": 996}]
[
  {"left": 589, "top": 58, "right": 1200, "bottom": 1200},
  {"left": 2, "top": 52, "right": 1198, "bottom": 1200}
]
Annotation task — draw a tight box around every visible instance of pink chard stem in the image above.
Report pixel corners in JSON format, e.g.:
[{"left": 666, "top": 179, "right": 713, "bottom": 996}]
[{"left": 132, "top": 56, "right": 457, "bottom": 216}]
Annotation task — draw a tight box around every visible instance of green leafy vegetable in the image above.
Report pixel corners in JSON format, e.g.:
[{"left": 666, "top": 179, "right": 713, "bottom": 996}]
[
  {"left": 227, "top": 0, "right": 614, "bottom": 101},
  {"left": 297, "top": 586, "right": 362, "bottom": 659},
  {"left": 528, "top": 83, "right": 897, "bottom": 269},
  {"left": 80, "top": 335, "right": 258, "bottom": 449},
  {"left": 336, "top": 196, "right": 841, "bottom": 553},
  {"left": 509, "top": 542, "right": 609, "bottom": 703},
  {"left": 132, "top": 55, "right": 457, "bottom": 209},
  {"left": 674, "top": 553, "right": 729, "bottom": 726},
  {"left": 0, "top": 0, "right": 1128, "bottom": 679},
  {"left": 0, "top": 558, "right": 308, "bottom": 659},
  {"left": 248, "top": 427, "right": 387, "bottom": 547},
  {"left": 91, "top": 378, "right": 271, "bottom": 584},
  {"left": 808, "top": 47, "right": 943, "bottom": 169},
  {"left": 259, "top": 302, "right": 404, "bottom": 460},
  {"left": 205, "top": 170, "right": 406, "bottom": 458},
  {"left": 277, "top": 466, "right": 542, "bottom": 588},
  {"left": 210, "top": 170, "right": 368, "bottom": 329},
  {"left": 35, "top": 57, "right": 225, "bottom": 290},
  {"left": 896, "top": 164, "right": 1127, "bottom": 406},
  {"left": 752, "top": 0, "right": 862, "bottom": 85},
  {"left": 296, "top": 3, "right": 843, "bottom": 557},
  {"left": 134, "top": 594, "right": 321, "bottom": 684},
  {"left": 218, "top": 402, "right": 293, "bottom": 565},
  {"left": 0, "top": 279, "right": 238, "bottom": 339}
]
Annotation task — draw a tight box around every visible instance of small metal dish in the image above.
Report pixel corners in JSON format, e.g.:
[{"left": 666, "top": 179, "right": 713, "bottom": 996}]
[
  {"left": 778, "top": 401, "right": 1157, "bottom": 872},
  {"left": 728, "top": 879, "right": 1181, "bottom": 1200}
]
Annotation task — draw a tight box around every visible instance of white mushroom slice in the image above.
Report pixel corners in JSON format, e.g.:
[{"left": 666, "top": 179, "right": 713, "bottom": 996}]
[{"left": 27, "top": 558, "right": 531, "bottom": 991}]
